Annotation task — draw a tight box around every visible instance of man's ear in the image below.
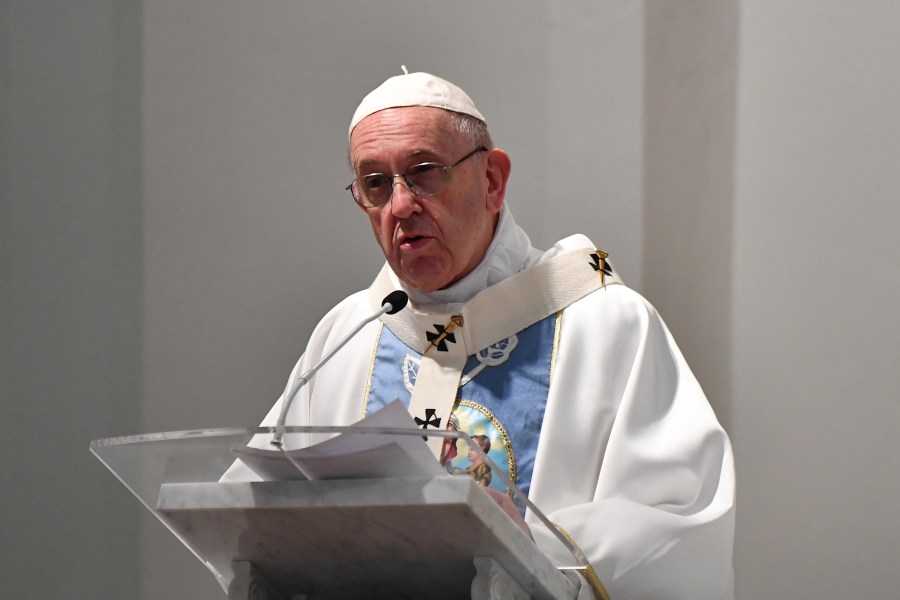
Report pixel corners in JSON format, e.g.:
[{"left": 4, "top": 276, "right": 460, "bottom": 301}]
[{"left": 484, "top": 148, "right": 511, "bottom": 213}]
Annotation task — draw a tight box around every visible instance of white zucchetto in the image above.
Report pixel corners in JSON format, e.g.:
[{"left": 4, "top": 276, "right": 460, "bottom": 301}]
[{"left": 349, "top": 71, "right": 485, "bottom": 139}]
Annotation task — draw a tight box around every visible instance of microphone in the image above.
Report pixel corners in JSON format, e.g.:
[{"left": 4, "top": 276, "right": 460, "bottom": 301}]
[
  {"left": 271, "top": 291, "right": 409, "bottom": 446},
  {"left": 381, "top": 290, "right": 409, "bottom": 315}
]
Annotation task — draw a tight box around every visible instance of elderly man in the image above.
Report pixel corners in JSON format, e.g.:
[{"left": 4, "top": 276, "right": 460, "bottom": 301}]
[{"left": 254, "top": 72, "right": 735, "bottom": 599}]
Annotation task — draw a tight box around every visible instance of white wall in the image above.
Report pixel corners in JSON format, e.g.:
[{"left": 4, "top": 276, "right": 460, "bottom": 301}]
[
  {"left": 643, "top": 0, "right": 739, "bottom": 426},
  {"left": 6, "top": 1, "right": 900, "bottom": 598},
  {"left": 731, "top": 2, "right": 900, "bottom": 596}
]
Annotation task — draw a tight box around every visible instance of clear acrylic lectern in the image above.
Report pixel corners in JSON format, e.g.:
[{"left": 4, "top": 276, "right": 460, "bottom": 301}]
[{"left": 91, "top": 419, "right": 589, "bottom": 600}]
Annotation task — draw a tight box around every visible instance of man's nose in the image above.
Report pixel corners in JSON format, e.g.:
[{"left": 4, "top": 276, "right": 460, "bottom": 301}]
[{"left": 389, "top": 178, "right": 422, "bottom": 218}]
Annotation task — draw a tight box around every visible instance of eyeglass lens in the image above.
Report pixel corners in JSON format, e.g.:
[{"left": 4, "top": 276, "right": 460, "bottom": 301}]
[
  {"left": 359, "top": 163, "right": 448, "bottom": 207},
  {"left": 349, "top": 146, "right": 487, "bottom": 208}
]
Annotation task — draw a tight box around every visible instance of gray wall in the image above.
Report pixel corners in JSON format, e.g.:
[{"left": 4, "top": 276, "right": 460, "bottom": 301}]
[
  {"left": 731, "top": 2, "right": 900, "bottom": 596},
  {"left": 0, "top": 1, "right": 142, "bottom": 597},
  {"left": 3, "top": 2, "right": 899, "bottom": 599},
  {"left": 643, "top": 0, "right": 739, "bottom": 427}
]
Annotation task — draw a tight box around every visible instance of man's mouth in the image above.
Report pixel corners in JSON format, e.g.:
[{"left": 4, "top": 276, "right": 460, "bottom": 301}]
[{"left": 399, "top": 234, "right": 433, "bottom": 250}]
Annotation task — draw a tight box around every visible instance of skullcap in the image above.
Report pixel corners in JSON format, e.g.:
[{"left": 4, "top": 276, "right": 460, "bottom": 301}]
[{"left": 349, "top": 71, "right": 485, "bottom": 139}]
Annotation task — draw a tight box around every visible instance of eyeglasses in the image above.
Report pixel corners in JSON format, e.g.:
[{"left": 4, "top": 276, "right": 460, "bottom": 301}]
[{"left": 347, "top": 146, "right": 488, "bottom": 209}]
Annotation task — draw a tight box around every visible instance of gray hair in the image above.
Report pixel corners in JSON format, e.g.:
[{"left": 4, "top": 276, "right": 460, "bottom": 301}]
[{"left": 449, "top": 111, "right": 494, "bottom": 150}]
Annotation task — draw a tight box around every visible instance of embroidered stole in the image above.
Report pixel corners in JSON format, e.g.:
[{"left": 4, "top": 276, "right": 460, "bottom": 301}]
[{"left": 367, "top": 246, "right": 620, "bottom": 458}]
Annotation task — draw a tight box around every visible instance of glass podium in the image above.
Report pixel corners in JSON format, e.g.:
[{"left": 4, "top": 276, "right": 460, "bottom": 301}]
[{"left": 91, "top": 420, "right": 592, "bottom": 600}]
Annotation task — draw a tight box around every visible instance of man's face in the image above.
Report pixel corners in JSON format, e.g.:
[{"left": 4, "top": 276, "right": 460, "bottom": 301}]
[{"left": 349, "top": 106, "right": 509, "bottom": 293}]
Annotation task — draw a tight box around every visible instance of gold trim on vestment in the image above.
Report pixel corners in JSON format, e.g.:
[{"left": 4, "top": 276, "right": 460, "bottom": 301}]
[
  {"left": 548, "top": 310, "right": 563, "bottom": 384},
  {"left": 360, "top": 322, "right": 384, "bottom": 420},
  {"left": 553, "top": 524, "right": 611, "bottom": 600},
  {"left": 456, "top": 399, "right": 517, "bottom": 489},
  {"left": 546, "top": 312, "right": 608, "bottom": 599}
]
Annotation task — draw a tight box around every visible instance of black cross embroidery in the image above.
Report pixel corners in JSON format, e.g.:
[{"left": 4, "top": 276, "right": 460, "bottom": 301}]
[
  {"left": 414, "top": 408, "right": 442, "bottom": 431},
  {"left": 426, "top": 324, "right": 457, "bottom": 352}
]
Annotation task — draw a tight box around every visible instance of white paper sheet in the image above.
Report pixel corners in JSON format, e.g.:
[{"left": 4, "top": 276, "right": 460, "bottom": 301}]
[{"left": 232, "top": 400, "right": 446, "bottom": 481}]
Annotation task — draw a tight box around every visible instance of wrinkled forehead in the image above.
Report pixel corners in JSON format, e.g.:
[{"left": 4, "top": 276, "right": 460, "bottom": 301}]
[{"left": 349, "top": 106, "right": 466, "bottom": 169}]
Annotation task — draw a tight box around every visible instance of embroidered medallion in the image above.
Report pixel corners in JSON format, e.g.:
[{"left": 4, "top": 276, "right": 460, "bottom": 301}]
[{"left": 440, "top": 400, "right": 517, "bottom": 496}]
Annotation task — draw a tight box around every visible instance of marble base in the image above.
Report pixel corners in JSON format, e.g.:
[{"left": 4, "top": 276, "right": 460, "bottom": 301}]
[
  {"left": 229, "top": 561, "right": 287, "bottom": 600},
  {"left": 156, "top": 477, "right": 579, "bottom": 600}
]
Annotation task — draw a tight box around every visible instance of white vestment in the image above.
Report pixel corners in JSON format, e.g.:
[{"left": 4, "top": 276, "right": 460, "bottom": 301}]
[{"left": 248, "top": 206, "right": 735, "bottom": 599}]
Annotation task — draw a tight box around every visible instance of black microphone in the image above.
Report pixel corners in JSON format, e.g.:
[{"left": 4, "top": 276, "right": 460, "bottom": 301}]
[
  {"left": 271, "top": 291, "right": 409, "bottom": 446},
  {"left": 382, "top": 289, "right": 409, "bottom": 315}
]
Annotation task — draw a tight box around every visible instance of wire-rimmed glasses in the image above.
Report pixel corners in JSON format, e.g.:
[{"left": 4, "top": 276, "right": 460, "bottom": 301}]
[{"left": 346, "top": 146, "right": 488, "bottom": 209}]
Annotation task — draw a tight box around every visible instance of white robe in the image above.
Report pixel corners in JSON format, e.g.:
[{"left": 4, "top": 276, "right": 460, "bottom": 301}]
[{"left": 252, "top": 206, "right": 735, "bottom": 599}]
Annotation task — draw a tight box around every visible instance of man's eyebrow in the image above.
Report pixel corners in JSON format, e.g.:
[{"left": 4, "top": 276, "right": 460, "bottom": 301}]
[
  {"left": 409, "top": 148, "right": 441, "bottom": 159},
  {"left": 355, "top": 149, "right": 444, "bottom": 171},
  {"left": 355, "top": 158, "right": 381, "bottom": 171}
]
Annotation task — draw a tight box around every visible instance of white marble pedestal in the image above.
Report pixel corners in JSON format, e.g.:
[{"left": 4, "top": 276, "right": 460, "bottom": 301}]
[
  {"left": 229, "top": 556, "right": 534, "bottom": 600},
  {"left": 156, "top": 477, "right": 580, "bottom": 600}
]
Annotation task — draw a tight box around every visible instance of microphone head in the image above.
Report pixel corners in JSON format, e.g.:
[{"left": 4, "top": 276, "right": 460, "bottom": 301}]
[{"left": 382, "top": 290, "right": 409, "bottom": 315}]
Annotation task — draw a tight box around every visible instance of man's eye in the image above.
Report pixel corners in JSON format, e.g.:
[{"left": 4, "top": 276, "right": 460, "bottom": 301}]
[
  {"left": 363, "top": 174, "right": 390, "bottom": 189},
  {"left": 407, "top": 163, "right": 441, "bottom": 177}
]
